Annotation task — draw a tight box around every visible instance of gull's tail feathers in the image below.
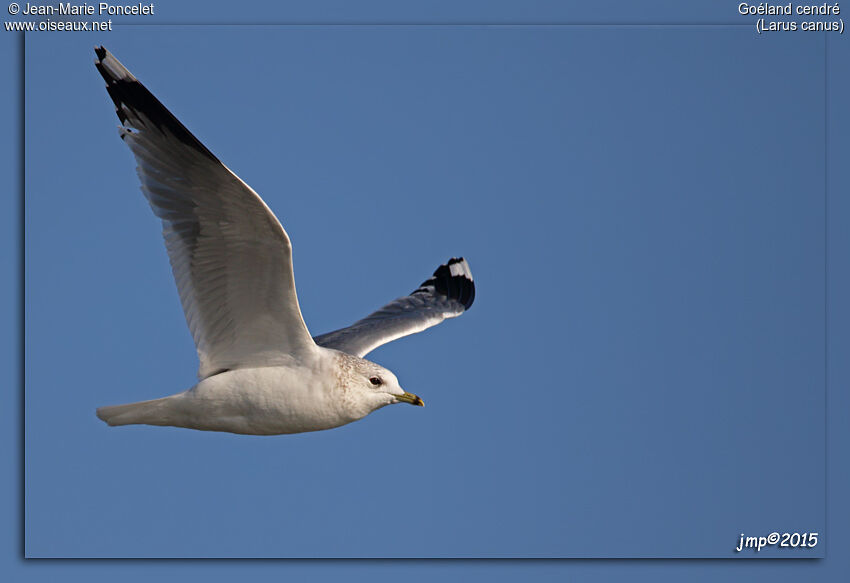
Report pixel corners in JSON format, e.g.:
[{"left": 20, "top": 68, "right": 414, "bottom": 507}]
[{"left": 96, "top": 395, "right": 183, "bottom": 428}]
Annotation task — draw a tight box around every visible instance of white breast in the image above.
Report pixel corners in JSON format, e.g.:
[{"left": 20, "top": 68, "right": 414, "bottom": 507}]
[{"left": 181, "top": 363, "right": 353, "bottom": 435}]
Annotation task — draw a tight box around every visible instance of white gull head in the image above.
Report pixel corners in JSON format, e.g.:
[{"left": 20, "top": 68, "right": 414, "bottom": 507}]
[{"left": 335, "top": 352, "right": 424, "bottom": 420}]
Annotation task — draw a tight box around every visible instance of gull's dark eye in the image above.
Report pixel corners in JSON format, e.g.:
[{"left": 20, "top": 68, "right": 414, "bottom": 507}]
[{"left": 369, "top": 377, "right": 382, "bottom": 386}]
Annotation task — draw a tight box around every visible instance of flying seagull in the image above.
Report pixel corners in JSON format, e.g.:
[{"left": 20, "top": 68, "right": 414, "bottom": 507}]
[{"left": 93, "top": 46, "right": 475, "bottom": 435}]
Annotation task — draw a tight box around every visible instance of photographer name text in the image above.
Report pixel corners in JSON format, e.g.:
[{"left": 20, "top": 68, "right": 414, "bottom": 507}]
[{"left": 18, "top": 2, "right": 153, "bottom": 16}]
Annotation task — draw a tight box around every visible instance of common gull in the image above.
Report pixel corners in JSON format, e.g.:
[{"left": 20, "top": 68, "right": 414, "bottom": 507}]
[{"left": 93, "top": 46, "right": 475, "bottom": 435}]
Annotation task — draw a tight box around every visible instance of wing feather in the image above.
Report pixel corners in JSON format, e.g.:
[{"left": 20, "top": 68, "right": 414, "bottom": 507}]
[
  {"left": 95, "top": 46, "right": 315, "bottom": 379},
  {"left": 314, "top": 258, "right": 475, "bottom": 357}
]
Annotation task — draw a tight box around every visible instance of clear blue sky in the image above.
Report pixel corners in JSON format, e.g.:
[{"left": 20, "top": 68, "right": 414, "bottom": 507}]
[{"left": 3, "top": 0, "right": 850, "bottom": 580}]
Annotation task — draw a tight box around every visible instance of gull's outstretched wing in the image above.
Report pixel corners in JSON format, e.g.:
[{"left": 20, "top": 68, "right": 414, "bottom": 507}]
[
  {"left": 314, "top": 258, "right": 475, "bottom": 358},
  {"left": 95, "top": 46, "right": 316, "bottom": 379}
]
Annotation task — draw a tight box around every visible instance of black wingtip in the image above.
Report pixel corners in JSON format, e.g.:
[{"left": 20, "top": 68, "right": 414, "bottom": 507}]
[
  {"left": 414, "top": 257, "right": 475, "bottom": 310},
  {"left": 93, "top": 47, "right": 218, "bottom": 162}
]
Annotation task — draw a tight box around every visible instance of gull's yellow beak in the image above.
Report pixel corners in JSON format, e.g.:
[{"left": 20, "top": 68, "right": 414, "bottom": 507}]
[{"left": 396, "top": 391, "right": 425, "bottom": 407}]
